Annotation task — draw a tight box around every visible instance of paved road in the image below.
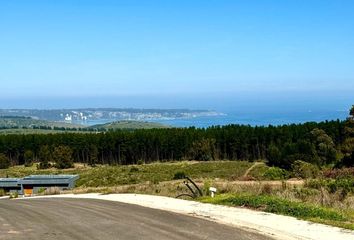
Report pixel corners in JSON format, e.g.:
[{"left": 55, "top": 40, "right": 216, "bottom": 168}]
[{"left": 0, "top": 198, "right": 273, "bottom": 240}]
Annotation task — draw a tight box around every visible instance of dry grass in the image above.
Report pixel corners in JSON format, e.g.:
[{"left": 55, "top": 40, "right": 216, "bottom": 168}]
[{"left": 43, "top": 187, "right": 61, "bottom": 195}]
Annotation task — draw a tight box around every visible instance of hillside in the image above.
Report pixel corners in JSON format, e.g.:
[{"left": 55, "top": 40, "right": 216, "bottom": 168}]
[
  {"left": 89, "top": 120, "right": 170, "bottom": 130},
  {"left": 0, "top": 117, "right": 170, "bottom": 134},
  {"left": 0, "top": 116, "right": 83, "bottom": 130}
]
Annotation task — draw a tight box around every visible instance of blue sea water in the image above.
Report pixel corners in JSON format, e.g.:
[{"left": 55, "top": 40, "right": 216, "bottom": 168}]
[
  {"left": 149, "top": 110, "right": 349, "bottom": 128},
  {"left": 77, "top": 110, "right": 349, "bottom": 128}
]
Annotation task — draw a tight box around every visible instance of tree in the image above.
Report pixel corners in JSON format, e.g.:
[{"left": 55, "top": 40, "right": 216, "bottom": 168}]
[
  {"left": 266, "top": 144, "right": 282, "bottom": 167},
  {"left": 189, "top": 138, "right": 216, "bottom": 161},
  {"left": 24, "top": 150, "right": 34, "bottom": 167},
  {"left": 53, "top": 145, "right": 74, "bottom": 169},
  {"left": 341, "top": 106, "right": 354, "bottom": 164},
  {"left": 0, "top": 153, "right": 10, "bottom": 169},
  {"left": 341, "top": 152, "right": 354, "bottom": 167},
  {"left": 38, "top": 145, "right": 51, "bottom": 169},
  {"left": 350, "top": 105, "right": 354, "bottom": 119},
  {"left": 310, "top": 128, "right": 337, "bottom": 165},
  {"left": 88, "top": 145, "right": 98, "bottom": 166}
]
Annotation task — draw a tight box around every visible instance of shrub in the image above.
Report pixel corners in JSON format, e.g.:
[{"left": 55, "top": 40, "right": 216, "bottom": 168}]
[
  {"left": 322, "top": 167, "right": 354, "bottom": 179},
  {"left": 0, "top": 189, "right": 5, "bottom": 196},
  {"left": 129, "top": 166, "right": 139, "bottom": 173},
  {"left": 292, "top": 160, "right": 319, "bottom": 179},
  {"left": 173, "top": 171, "right": 186, "bottom": 180},
  {"left": 306, "top": 178, "right": 354, "bottom": 194},
  {"left": 37, "top": 161, "right": 52, "bottom": 169},
  {"left": 37, "top": 187, "right": 46, "bottom": 194},
  {"left": 43, "top": 187, "right": 61, "bottom": 195},
  {"left": 9, "top": 192, "right": 18, "bottom": 199},
  {"left": 137, "top": 160, "right": 144, "bottom": 165},
  {"left": 0, "top": 153, "right": 10, "bottom": 169},
  {"left": 262, "top": 167, "right": 288, "bottom": 180}
]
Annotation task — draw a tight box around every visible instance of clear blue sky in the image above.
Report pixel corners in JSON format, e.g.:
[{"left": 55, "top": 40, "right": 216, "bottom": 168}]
[{"left": 0, "top": 0, "right": 353, "bottom": 109}]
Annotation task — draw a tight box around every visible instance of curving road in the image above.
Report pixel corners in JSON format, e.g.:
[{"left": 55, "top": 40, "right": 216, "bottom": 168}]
[{"left": 0, "top": 198, "right": 272, "bottom": 240}]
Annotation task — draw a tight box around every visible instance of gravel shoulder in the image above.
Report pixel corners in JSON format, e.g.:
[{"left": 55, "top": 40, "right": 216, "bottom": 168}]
[{"left": 21, "top": 193, "right": 354, "bottom": 240}]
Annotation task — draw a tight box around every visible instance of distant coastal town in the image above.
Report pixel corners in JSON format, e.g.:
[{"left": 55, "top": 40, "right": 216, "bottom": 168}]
[{"left": 0, "top": 108, "right": 225, "bottom": 123}]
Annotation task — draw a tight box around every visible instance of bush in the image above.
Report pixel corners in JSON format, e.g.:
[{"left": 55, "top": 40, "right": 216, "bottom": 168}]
[
  {"left": 292, "top": 160, "right": 319, "bottom": 179},
  {"left": 173, "top": 171, "right": 186, "bottom": 180},
  {"left": 37, "top": 161, "right": 52, "bottom": 169},
  {"left": 129, "top": 166, "right": 139, "bottom": 173},
  {"left": 0, "top": 189, "right": 5, "bottom": 196},
  {"left": 0, "top": 153, "right": 10, "bottom": 169},
  {"left": 322, "top": 167, "right": 354, "bottom": 179},
  {"left": 262, "top": 167, "right": 288, "bottom": 180},
  {"left": 9, "top": 192, "right": 18, "bottom": 199},
  {"left": 43, "top": 187, "right": 61, "bottom": 195},
  {"left": 306, "top": 178, "right": 354, "bottom": 194}
]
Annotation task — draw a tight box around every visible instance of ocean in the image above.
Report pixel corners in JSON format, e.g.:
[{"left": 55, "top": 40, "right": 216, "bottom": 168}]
[
  {"left": 75, "top": 109, "right": 349, "bottom": 128},
  {"left": 148, "top": 110, "right": 349, "bottom": 128}
]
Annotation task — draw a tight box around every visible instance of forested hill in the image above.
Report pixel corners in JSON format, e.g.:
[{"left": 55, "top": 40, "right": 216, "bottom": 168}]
[{"left": 0, "top": 106, "right": 353, "bottom": 169}]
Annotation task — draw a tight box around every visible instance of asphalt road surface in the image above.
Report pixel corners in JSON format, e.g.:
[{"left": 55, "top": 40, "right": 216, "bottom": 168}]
[{"left": 0, "top": 198, "right": 273, "bottom": 240}]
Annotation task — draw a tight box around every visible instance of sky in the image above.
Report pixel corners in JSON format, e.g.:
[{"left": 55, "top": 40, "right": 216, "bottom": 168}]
[{"left": 0, "top": 0, "right": 353, "bottom": 110}]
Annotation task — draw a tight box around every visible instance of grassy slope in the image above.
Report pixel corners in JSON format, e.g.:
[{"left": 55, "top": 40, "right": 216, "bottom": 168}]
[
  {"left": 89, "top": 120, "right": 170, "bottom": 130},
  {"left": 0, "top": 161, "right": 253, "bottom": 186},
  {"left": 0, "top": 117, "right": 83, "bottom": 129}
]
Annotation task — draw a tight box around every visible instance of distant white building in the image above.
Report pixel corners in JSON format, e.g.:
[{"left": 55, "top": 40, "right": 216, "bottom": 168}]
[{"left": 64, "top": 114, "right": 72, "bottom": 121}]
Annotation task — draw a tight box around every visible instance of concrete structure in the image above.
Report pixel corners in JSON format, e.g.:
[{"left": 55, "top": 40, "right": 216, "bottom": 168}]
[{"left": 0, "top": 175, "right": 79, "bottom": 195}]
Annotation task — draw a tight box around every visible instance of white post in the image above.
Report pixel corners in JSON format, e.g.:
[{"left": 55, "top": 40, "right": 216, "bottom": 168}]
[{"left": 209, "top": 187, "right": 217, "bottom": 198}]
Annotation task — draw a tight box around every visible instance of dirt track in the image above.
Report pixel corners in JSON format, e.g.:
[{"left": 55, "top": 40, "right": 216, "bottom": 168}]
[{"left": 0, "top": 198, "right": 272, "bottom": 240}]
